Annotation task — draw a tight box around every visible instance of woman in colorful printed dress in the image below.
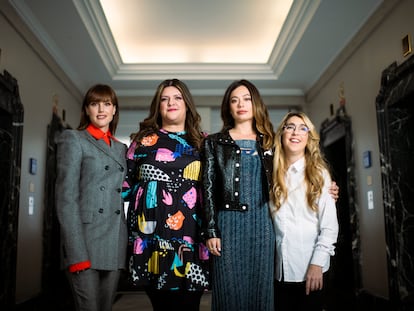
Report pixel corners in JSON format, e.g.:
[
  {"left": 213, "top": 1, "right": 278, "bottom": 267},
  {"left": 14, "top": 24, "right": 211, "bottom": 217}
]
[
  {"left": 122, "top": 79, "right": 209, "bottom": 311},
  {"left": 200, "top": 79, "right": 276, "bottom": 311}
]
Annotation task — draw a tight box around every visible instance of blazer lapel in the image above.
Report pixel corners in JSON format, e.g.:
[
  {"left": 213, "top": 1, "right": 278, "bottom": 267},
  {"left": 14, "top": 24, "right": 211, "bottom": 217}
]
[{"left": 80, "top": 130, "right": 126, "bottom": 167}]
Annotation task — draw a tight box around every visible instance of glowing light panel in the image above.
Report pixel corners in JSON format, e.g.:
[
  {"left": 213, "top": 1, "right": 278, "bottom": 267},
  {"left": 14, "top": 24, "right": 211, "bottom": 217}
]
[{"left": 100, "top": 0, "right": 293, "bottom": 64}]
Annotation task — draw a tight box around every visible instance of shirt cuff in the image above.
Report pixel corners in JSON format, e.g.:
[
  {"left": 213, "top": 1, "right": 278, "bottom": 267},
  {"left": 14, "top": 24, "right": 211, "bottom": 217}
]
[
  {"left": 69, "top": 260, "right": 91, "bottom": 273},
  {"left": 310, "top": 249, "right": 329, "bottom": 268}
]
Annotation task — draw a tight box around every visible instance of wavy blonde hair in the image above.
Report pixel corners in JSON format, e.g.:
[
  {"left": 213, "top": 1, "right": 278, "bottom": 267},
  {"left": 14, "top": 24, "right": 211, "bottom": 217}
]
[{"left": 270, "top": 111, "right": 330, "bottom": 212}]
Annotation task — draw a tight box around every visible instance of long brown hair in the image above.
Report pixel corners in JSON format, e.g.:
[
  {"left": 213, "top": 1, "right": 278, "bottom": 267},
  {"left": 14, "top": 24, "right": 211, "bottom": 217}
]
[
  {"left": 131, "top": 79, "right": 204, "bottom": 150},
  {"left": 271, "top": 111, "right": 331, "bottom": 211},
  {"left": 77, "top": 84, "right": 120, "bottom": 134},
  {"left": 221, "top": 79, "right": 274, "bottom": 150}
]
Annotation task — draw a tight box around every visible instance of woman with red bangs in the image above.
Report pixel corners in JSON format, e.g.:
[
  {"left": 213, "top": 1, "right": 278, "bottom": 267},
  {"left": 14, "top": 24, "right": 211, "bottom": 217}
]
[{"left": 56, "top": 84, "right": 127, "bottom": 311}]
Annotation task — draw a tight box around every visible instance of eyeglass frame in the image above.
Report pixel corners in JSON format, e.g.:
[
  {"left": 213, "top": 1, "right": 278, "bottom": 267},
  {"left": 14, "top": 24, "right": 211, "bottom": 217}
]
[{"left": 282, "top": 123, "right": 310, "bottom": 135}]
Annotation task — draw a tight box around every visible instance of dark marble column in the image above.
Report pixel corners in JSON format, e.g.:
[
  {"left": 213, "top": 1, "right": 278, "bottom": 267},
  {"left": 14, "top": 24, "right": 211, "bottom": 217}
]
[
  {"left": 0, "top": 70, "right": 24, "bottom": 309},
  {"left": 376, "top": 54, "right": 414, "bottom": 310}
]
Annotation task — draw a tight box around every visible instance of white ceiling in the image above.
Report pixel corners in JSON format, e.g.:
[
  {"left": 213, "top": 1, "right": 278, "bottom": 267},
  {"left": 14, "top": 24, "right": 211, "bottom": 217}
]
[{"left": 9, "top": 0, "right": 383, "bottom": 98}]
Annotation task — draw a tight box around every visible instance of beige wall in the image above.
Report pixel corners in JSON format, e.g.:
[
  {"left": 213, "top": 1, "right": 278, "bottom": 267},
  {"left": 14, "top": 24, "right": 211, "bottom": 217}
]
[
  {"left": 306, "top": 0, "right": 414, "bottom": 298},
  {"left": 0, "top": 3, "right": 81, "bottom": 303}
]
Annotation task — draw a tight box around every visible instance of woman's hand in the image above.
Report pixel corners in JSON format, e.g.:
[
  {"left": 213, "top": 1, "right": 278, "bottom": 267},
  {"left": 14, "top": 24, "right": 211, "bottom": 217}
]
[
  {"left": 206, "top": 238, "right": 221, "bottom": 256},
  {"left": 329, "top": 181, "right": 339, "bottom": 201},
  {"left": 305, "top": 264, "right": 323, "bottom": 295}
]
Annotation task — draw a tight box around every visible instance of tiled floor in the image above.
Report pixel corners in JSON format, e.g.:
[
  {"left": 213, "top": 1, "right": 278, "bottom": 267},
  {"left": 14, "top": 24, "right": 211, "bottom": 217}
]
[
  {"left": 113, "top": 291, "right": 212, "bottom": 311},
  {"left": 14, "top": 288, "right": 401, "bottom": 311},
  {"left": 14, "top": 280, "right": 399, "bottom": 311},
  {"left": 13, "top": 290, "right": 212, "bottom": 311}
]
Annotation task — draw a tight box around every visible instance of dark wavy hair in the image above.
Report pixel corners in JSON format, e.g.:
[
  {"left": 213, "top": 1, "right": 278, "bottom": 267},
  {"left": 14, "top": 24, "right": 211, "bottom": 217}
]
[
  {"left": 221, "top": 79, "right": 274, "bottom": 150},
  {"left": 131, "top": 79, "right": 204, "bottom": 150},
  {"left": 77, "top": 84, "right": 120, "bottom": 134}
]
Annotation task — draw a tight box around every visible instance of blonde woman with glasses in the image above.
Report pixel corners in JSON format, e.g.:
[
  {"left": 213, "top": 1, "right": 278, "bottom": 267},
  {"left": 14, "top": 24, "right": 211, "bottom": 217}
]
[{"left": 270, "top": 111, "right": 339, "bottom": 311}]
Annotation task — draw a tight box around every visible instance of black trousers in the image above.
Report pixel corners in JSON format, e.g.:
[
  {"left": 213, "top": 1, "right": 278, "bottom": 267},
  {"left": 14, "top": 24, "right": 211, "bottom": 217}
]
[
  {"left": 274, "top": 273, "right": 328, "bottom": 311},
  {"left": 145, "top": 287, "right": 203, "bottom": 311}
]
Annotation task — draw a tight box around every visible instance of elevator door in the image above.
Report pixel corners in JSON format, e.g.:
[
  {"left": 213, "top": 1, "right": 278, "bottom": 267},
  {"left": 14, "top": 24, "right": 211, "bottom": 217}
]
[{"left": 320, "top": 115, "right": 361, "bottom": 310}]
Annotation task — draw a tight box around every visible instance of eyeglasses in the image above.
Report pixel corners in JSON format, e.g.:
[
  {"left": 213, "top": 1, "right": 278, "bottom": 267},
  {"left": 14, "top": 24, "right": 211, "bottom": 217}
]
[{"left": 283, "top": 123, "right": 310, "bottom": 135}]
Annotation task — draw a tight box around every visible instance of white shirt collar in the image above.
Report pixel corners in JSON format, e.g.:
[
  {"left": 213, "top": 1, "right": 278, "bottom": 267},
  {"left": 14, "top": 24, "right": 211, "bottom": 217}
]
[{"left": 288, "top": 156, "right": 305, "bottom": 174}]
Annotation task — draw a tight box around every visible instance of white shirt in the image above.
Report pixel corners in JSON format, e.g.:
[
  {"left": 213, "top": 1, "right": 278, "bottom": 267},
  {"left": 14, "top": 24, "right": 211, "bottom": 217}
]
[{"left": 273, "top": 157, "right": 339, "bottom": 282}]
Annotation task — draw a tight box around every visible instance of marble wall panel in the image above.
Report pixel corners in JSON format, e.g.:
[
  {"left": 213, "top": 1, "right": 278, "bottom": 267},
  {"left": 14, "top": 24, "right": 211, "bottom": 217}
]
[
  {"left": 0, "top": 70, "right": 24, "bottom": 308},
  {"left": 376, "top": 55, "right": 414, "bottom": 310}
]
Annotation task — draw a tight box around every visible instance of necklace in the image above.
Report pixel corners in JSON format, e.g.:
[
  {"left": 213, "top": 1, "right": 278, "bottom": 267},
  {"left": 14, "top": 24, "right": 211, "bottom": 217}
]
[{"left": 160, "top": 128, "right": 186, "bottom": 136}]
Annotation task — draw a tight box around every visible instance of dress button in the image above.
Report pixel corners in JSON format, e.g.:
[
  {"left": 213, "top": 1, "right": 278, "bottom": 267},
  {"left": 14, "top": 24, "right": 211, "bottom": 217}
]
[
  {"left": 234, "top": 192, "right": 239, "bottom": 196},
  {"left": 235, "top": 177, "right": 239, "bottom": 182},
  {"left": 235, "top": 163, "right": 240, "bottom": 167},
  {"left": 225, "top": 204, "right": 229, "bottom": 209},
  {"left": 242, "top": 205, "right": 247, "bottom": 210},
  {"left": 236, "top": 150, "right": 240, "bottom": 154}
]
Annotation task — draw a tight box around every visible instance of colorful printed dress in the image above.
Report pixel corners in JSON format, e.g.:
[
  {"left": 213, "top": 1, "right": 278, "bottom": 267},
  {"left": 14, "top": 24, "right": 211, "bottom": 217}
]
[{"left": 123, "top": 129, "right": 209, "bottom": 291}]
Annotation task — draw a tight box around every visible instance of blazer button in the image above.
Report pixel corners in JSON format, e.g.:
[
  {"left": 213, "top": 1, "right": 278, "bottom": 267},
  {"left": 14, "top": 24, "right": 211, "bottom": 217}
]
[
  {"left": 99, "top": 208, "right": 104, "bottom": 213},
  {"left": 115, "top": 210, "right": 121, "bottom": 215},
  {"left": 119, "top": 166, "right": 124, "bottom": 172},
  {"left": 100, "top": 186, "right": 105, "bottom": 191},
  {"left": 104, "top": 165, "right": 109, "bottom": 170},
  {"left": 117, "top": 188, "right": 121, "bottom": 193}
]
